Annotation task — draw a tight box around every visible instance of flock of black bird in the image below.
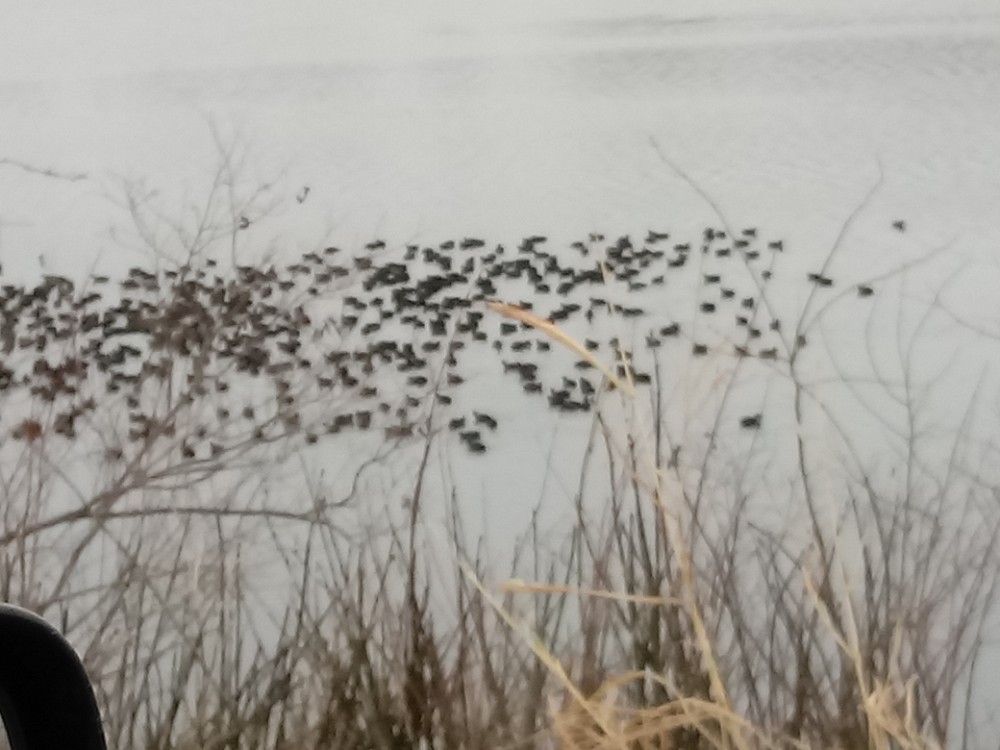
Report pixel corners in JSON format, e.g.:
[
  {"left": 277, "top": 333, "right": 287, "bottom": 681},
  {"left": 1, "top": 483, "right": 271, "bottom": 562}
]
[{"left": 0, "top": 220, "right": 899, "bottom": 458}]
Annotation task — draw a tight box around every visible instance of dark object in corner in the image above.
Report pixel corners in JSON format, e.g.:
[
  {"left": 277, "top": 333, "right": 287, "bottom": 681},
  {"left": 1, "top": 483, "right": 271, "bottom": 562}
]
[{"left": 0, "top": 604, "right": 107, "bottom": 750}]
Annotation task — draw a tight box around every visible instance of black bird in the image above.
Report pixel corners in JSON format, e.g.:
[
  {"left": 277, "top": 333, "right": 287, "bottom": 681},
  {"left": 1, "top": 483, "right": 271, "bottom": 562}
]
[
  {"left": 892, "top": 220, "right": 906, "bottom": 232},
  {"left": 807, "top": 273, "right": 833, "bottom": 287},
  {"left": 858, "top": 284, "right": 874, "bottom": 297},
  {"left": 740, "top": 414, "right": 762, "bottom": 429},
  {"left": 667, "top": 445, "right": 682, "bottom": 468},
  {"left": 700, "top": 302, "right": 716, "bottom": 313},
  {"left": 474, "top": 411, "right": 498, "bottom": 430},
  {"left": 692, "top": 344, "right": 708, "bottom": 356}
]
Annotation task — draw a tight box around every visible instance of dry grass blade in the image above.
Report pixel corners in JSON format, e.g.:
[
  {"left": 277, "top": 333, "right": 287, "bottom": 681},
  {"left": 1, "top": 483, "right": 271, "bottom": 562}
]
[
  {"left": 459, "top": 561, "right": 624, "bottom": 745},
  {"left": 486, "top": 299, "right": 635, "bottom": 397},
  {"left": 802, "top": 569, "right": 936, "bottom": 750},
  {"left": 552, "top": 671, "right": 766, "bottom": 750},
  {"left": 499, "top": 578, "right": 680, "bottom": 607}
]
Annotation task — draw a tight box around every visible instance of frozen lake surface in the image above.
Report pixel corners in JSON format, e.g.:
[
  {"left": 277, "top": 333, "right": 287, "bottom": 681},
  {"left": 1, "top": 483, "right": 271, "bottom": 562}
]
[
  {"left": 2, "top": 0, "right": 999, "bottom": 564},
  {"left": 4, "top": 3, "right": 998, "bottom": 516},
  {"left": 2, "top": 2, "right": 999, "bottom": 266},
  {"left": 1, "top": 2, "right": 998, "bottom": 549}
]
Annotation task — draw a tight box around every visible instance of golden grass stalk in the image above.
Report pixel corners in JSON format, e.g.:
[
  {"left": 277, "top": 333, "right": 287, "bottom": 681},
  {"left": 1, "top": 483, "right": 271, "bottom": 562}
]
[
  {"left": 459, "top": 561, "right": 624, "bottom": 745},
  {"left": 499, "top": 578, "right": 681, "bottom": 607},
  {"left": 488, "top": 294, "right": 747, "bottom": 746},
  {"left": 550, "top": 670, "right": 769, "bottom": 750},
  {"left": 803, "top": 567, "right": 937, "bottom": 750},
  {"left": 485, "top": 299, "right": 635, "bottom": 397}
]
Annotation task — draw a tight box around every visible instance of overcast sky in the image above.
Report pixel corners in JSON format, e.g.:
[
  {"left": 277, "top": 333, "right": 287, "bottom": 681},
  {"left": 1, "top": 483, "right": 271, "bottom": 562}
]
[{"left": 4, "top": 0, "right": 997, "bottom": 83}]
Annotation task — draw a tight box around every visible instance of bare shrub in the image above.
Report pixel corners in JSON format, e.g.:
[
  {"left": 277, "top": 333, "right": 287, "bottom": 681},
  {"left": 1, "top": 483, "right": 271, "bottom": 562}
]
[{"left": 1, "top": 144, "right": 996, "bottom": 749}]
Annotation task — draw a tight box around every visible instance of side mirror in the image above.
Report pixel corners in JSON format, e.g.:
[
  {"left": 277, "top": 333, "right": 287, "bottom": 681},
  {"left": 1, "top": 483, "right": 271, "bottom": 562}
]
[{"left": 0, "top": 605, "right": 107, "bottom": 750}]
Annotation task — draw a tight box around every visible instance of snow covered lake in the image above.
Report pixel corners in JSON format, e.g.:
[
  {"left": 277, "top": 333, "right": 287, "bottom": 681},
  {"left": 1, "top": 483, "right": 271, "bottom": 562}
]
[
  {"left": 2, "top": 0, "right": 999, "bottom": 584},
  {"left": 2, "top": 0, "right": 999, "bottom": 569}
]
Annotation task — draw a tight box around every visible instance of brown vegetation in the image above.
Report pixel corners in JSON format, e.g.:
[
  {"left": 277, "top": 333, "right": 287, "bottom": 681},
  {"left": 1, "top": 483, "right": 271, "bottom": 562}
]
[{"left": 0, "top": 152, "right": 996, "bottom": 749}]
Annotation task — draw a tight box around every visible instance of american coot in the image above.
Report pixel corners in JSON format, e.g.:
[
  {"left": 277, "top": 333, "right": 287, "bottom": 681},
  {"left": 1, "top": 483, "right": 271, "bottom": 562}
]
[{"left": 0, "top": 604, "right": 107, "bottom": 750}]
